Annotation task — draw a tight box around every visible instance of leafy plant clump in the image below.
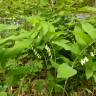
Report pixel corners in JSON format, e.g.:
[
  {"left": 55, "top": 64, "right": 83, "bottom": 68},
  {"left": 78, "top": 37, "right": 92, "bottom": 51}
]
[{"left": 0, "top": 0, "right": 96, "bottom": 96}]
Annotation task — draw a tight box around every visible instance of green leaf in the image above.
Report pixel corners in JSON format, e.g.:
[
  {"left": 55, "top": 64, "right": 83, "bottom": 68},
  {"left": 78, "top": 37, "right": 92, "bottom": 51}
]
[
  {"left": 45, "top": 23, "right": 56, "bottom": 41},
  {"left": 86, "top": 69, "right": 93, "bottom": 80},
  {"left": 27, "top": 16, "right": 40, "bottom": 26},
  {"left": 0, "top": 32, "right": 31, "bottom": 46},
  {"left": 70, "top": 43, "right": 81, "bottom": 55},
  {"left": 2, "top": 39, "right": 31, "bottom": 58},
  {"left": 0, "top": 92, "right": 7, "bottom": 96},
  {"left": 85, "top": 60, "right": 96, "bottom": 79},
  {"left": 54, "top": 84, "right": 63, "bottom": 93},
  {"left": 41, "top": 22, "right": 49, "bottom": 36},
  {"left": 57, "top": 64, "right": 77, "bottom": 79},
  {"left": 50, "top": 60, "right": 59, "bottom": 69},
  {"left": 82, "top": 22, "right": 96, "bottom": 39},
  {"left": 52, "top": 39, "right": 72, "bottom": 50},
  {"left": 73, "top": 26, "right": 92, "bottom": 46}
]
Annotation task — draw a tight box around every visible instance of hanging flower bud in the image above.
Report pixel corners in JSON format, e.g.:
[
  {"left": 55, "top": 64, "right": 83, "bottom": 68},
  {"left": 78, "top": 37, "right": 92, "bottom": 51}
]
[{"left": 90, "top": 52, "right": 94, "bottom": 57}]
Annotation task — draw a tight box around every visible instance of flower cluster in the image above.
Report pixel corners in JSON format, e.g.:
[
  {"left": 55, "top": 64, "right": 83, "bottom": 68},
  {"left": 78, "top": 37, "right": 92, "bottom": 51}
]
[
  {"left": 80, "top": 51, "right": 95, "bottom": 66},
  {"left": 45, "top": 45, "right": 52, "bottom": 58},
  {"left": 32, "top": 47, "right": 41, "bottom": 59},
  {"left": 80, "top": 56, "right": 89, "bottom": 65}
]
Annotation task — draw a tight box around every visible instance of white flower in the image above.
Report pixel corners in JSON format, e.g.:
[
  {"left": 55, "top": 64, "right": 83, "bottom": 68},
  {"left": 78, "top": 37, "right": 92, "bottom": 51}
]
[
  {"left": 45, "top": 45, "right": 50, "bottom": 52},
  {"left": 80, "top": 59, "right": 85, "bottom": 65},
  {"left": 37, "top": 54, "right": 41, "bottom": 59},
  {"left": 84, "top": 56, "right": 89, "bottom": 62},
  {"left": 80, "top": 56, "right": 89, "bottom": 66},
  {"left": 90, "top": 52, "right": 94, "bottom": 57},
  {"left": 45, "top": 45, "right": 52, "bottom": 57},
  {"left": 45, "top": 45, "right": 49, "bottom": 51}
]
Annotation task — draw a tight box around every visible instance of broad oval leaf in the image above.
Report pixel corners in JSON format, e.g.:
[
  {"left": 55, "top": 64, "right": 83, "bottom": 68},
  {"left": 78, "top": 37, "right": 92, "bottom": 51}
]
[
  {"left": 82, "top": 22, "right": 96, "bottom": 39},
  {"left": 73, "top": 26, "right": 92, "bottom": 46},
  {"left": 52, "top": 39, "right": 72, "bottom": 50},
  {"left": 57, "top": 64, "right": 77, "bottom": 79}
]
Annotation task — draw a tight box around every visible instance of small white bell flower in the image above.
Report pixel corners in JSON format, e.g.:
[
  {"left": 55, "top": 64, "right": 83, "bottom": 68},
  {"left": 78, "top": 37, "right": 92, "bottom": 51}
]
[
  {"left": 45, "top": 45, "right": 52, "bottom": 57},
  {"left": 80, "top": 56, "right": 89, "bottom": 66},
  {"left": 90, "top": 52, "right": 94, "bottom": 57},
  {"left": 84, "top": 56, "right": 89, "bottom": 62},
  {"left": 80, "top": 59, "right": 85, "bottom": 65},
  {"left": 45, "top": 45, "right": 49, "bottom": 51}
]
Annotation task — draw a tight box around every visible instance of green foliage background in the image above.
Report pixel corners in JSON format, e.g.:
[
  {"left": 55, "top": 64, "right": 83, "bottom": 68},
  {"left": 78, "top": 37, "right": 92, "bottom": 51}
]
[{"left": 0, "top": 0, "right": 96, "bottom": 96}]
